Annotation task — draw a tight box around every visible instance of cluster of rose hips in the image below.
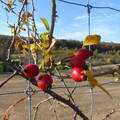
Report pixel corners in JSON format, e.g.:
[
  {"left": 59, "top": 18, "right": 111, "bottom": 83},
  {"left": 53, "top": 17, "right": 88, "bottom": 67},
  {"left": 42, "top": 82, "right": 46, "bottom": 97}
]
[
  {"left": 23, "top": 64, "right": 53, "bottom": 90},
  {"left": 70, "top": 49, "right": 93, "bottom": 82}
]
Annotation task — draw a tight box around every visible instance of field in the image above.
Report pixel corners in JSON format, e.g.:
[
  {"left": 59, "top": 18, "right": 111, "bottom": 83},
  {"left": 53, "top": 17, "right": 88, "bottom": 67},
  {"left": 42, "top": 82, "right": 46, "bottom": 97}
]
[{"left": 0, "top": 65, "right": 120, "bottom": 120}]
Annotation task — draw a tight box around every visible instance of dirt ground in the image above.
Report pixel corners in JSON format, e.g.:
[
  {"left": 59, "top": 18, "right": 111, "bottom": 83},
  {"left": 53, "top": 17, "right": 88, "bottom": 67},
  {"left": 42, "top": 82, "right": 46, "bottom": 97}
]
[{"left": 0, "top": 67, "right": 120, "bottom": 120}]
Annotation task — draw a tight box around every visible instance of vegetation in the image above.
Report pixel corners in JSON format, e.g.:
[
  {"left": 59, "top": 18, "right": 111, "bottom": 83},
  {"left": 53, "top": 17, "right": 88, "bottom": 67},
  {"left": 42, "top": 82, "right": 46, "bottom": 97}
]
[{"left": 0, "top": 35, "right": 120, "bottom": 72}]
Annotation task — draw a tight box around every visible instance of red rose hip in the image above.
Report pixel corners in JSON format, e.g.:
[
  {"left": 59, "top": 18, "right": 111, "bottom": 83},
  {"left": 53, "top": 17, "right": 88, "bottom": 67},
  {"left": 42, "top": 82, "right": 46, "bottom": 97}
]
[
  {"left": 24, "top": 64, "right": 40, "bottom": 78},
  {"left": 76, "top": 49, "right": 93, "bottom": 60},
  {"left": 37, "top": 80, "right": 48, "bottom": 90},
  {"left": 37, "top": 74, "right": 53, "bottom": 90},
  {"left": 71, "top": 67, "right": 86, "bottom": 82},
  {"left": 70, "top": 56, "right": 86, "bottom": 68}
]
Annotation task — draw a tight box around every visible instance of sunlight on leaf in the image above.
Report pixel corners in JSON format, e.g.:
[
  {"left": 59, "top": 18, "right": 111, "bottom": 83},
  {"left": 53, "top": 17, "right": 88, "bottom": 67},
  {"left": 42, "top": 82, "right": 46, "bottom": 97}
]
[{"left": 40, "top": 32, "right": 49, "bottom": 41}]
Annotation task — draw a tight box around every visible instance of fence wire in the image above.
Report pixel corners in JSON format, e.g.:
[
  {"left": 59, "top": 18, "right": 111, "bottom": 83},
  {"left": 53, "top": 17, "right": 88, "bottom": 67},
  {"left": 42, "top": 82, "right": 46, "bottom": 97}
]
[{"left": 0, "top": 81, "right": 120, "bottom": 96}]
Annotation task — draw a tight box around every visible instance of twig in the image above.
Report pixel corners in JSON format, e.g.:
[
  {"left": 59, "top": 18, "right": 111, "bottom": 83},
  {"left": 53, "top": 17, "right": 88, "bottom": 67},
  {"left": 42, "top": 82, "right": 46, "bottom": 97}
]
[
  {"left": 32, "top": 97, "right": 53, "bottom": 120},
  {"left": 55, "top": 67, "right": 75, "bottom": 103},
  {"left": 0, "top": 71, "right": 17, "bottom": 88},
  {"left": 73, "top": 112, "right": 77, "bottom": 120},
  {"left": 102, "top": 108, "right": 120, "bottom": 120}
]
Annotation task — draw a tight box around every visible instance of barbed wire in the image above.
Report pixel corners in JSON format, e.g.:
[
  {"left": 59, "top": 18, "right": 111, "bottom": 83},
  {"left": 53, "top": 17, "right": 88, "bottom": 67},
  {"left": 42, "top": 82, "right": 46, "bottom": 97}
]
[{"left": 58, "top": 0, "right": 120, "bottom": 12}]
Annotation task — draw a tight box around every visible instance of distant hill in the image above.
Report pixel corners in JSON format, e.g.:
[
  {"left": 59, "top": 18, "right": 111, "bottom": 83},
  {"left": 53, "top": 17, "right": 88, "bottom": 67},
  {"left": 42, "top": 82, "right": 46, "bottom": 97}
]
[{"left": 0, "top": 35, "right": 120, "bottom": 54}]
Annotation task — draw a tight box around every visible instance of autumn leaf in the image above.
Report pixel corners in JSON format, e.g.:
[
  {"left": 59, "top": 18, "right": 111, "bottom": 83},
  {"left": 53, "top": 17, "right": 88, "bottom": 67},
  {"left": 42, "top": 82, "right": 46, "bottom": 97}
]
[
  {"left": 83, "top": 34, "right": 101, "bottom": 46},
  {"left": 85, "top": 70, "right": 112, "bottom": 98}
]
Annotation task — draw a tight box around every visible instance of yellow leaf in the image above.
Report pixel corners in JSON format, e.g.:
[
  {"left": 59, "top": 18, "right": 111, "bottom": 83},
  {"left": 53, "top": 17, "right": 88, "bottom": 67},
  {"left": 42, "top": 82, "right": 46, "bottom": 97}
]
[
  {"left": 83, "top": 34, "right": 101, "bottom": 46},
  {"left": 7, "top": 0, "right": 13, "bottom": 6},
  {"left": 22, "top": 44, "right": 28, "bottom": 49},
  {"left": 21, "top": 49, "right": 29, "bottom": 56},
  {"left": 11, "top": 28, "right": 15, "bottom": 33},
  {"left": 85, "top": 70, "right": 112, "bottom": 98},
  {"left": 30, "top": 44, "right": 38, "bottom": 52},
  {"left": 40, "top": 33, "right": 49, "bottom": 41}
]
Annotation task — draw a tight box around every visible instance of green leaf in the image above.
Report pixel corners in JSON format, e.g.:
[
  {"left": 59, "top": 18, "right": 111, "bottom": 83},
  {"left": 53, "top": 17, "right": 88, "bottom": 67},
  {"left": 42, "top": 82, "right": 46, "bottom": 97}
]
[
  {"left": 19, "top": 0, "right": 24, "bottom": 3},
  {"left": 40, "top": 18, "right": 50, "bottom": 31},
  {"left": 8, "top": 24, "right": 14, "bottom": 28}
]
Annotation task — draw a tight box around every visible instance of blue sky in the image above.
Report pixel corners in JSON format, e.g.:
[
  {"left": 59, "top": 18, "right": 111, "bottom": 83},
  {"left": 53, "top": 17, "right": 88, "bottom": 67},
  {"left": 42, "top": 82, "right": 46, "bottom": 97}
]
[{"left": 1, "top": 0, "right": 120, "bottom": 43}]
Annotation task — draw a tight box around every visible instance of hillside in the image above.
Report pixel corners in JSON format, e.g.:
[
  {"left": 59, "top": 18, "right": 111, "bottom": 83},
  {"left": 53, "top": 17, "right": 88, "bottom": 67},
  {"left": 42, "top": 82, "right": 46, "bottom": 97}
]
[
  {"left": 1, "top": 35, "right": 120, "bottom": 53},
  {"left": 0, "top": 35, "right": 120, "bottom": 72}
]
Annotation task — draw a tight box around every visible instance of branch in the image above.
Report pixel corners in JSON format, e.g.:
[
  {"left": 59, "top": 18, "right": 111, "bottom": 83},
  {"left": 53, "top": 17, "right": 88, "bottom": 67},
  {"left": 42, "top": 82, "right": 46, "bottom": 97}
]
[
  {"left": 49, "top": 0, "right": 56, "bottom": 45},
  {"left": 45, "top": 90, "right": 89, "bottom": 120}
]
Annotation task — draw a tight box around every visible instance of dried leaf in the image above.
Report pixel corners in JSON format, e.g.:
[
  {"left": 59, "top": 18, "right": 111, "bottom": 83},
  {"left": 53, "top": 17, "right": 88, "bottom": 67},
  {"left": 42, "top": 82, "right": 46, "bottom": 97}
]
[
  {"left": 22, "top": 12, "right": 32, "bottom": 21},
  {"left": 83, "top": 34, "right": 101, "bottom": 46}
]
